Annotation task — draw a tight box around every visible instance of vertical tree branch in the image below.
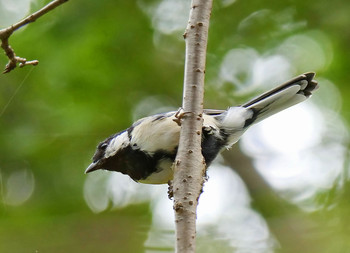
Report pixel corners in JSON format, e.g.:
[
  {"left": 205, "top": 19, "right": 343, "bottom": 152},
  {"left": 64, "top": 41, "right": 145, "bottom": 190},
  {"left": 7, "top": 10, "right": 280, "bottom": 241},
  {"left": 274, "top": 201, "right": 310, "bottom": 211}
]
[{"left": 172, "top": 1, "right": 213, "bottom": 252}]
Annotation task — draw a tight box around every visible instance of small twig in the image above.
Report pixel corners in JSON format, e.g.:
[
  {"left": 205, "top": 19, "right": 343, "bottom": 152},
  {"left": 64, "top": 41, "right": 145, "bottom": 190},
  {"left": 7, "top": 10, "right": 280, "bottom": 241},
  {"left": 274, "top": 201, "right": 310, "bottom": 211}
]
[{"left": 0, "top": 0, "right": 68, "bottom": 74}]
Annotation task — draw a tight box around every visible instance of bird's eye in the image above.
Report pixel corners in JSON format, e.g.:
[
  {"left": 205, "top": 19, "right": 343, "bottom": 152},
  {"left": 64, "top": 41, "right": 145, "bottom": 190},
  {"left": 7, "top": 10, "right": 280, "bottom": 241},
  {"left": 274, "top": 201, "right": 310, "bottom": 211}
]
[{"left": 99, "top": 143, "right": 108, "bottom": 150}]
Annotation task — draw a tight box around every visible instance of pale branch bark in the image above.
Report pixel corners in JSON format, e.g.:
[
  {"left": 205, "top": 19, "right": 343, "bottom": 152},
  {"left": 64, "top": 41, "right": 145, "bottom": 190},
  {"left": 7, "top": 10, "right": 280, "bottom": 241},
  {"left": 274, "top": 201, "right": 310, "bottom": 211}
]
[
  {"left": 0, "top": 0, "right": 68, "bottom": 74},
  {"left": 172, "top": 1, "right": 213, "bottom": 253}
]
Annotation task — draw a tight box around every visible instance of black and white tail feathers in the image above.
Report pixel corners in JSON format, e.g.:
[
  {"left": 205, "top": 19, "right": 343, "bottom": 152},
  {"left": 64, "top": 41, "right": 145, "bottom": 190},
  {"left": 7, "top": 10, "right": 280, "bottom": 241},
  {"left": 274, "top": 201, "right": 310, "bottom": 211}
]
[
  {"left": 241, "top": 72, "right": 318, "bottom": 125},
  {"left": 205, "top": 72, "right": 318, "bottom": 127},
  {"left": 203, "top": 72, "right": 318, "bottom": 147}
]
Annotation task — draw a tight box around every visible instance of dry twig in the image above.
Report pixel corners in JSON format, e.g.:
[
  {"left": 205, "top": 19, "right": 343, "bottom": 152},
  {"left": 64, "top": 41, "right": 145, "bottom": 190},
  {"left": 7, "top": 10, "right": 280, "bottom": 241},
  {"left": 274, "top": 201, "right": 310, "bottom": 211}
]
[{"left": 0, "top": 0, "right": 68, "bottom": 74}]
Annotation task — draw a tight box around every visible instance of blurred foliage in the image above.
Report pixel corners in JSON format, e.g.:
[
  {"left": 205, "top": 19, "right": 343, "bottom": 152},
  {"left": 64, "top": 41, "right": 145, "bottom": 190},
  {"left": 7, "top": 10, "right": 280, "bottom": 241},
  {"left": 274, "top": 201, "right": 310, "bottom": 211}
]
[{"left": 1, "top": 0, "right": 350, "bottom": 252}]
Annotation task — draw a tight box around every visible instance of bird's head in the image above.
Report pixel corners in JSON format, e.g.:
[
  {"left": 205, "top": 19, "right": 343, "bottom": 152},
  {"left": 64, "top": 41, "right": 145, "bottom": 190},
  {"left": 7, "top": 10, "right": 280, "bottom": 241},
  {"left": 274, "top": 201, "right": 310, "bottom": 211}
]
[{"left": 85, "top": 131, "right": 129, "bottom": 174}]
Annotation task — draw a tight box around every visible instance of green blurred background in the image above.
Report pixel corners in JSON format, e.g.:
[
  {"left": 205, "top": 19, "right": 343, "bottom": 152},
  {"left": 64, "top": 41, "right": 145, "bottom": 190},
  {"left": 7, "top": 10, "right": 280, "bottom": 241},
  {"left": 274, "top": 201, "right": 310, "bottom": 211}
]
[{"left": 1, "top": 0, "right": 350, "bottom": 252}]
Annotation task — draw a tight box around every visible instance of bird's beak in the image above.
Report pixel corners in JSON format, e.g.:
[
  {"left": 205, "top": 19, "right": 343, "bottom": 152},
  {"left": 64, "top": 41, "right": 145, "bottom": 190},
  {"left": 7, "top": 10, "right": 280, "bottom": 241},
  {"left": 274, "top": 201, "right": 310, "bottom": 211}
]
[{"left": 85, "top": 162, "right": 101, "bottom": 174}]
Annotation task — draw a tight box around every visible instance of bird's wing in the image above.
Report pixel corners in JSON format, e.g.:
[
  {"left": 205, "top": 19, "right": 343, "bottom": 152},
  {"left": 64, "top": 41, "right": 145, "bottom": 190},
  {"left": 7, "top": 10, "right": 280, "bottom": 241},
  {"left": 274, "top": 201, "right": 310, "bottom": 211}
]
[{"left": 203, "top": 109, "right": 226, "bottom": 115}]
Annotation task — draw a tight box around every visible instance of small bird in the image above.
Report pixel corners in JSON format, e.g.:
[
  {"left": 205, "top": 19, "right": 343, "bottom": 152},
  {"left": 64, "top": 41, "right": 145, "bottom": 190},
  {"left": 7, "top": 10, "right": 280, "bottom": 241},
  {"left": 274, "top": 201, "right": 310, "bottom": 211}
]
[{"left": 85, "top": 72, "right": 318, "bottom": 184}]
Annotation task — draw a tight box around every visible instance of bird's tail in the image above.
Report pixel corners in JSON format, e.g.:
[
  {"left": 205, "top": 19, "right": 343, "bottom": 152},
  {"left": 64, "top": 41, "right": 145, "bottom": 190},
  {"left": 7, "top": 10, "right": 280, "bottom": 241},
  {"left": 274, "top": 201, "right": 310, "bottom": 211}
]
[{"left": 241, "top": 72, "right": 318, "bottom": 126}]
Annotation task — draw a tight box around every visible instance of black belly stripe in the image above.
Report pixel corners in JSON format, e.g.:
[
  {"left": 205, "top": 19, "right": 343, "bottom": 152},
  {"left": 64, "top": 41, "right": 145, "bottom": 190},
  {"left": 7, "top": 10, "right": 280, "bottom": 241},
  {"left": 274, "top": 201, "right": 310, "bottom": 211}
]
[
  {"left": 201, "top": 128, "right": 229, "bottom": 165},
  {"left": 103, "top": 145, "right": 176, "bottom": 182}
]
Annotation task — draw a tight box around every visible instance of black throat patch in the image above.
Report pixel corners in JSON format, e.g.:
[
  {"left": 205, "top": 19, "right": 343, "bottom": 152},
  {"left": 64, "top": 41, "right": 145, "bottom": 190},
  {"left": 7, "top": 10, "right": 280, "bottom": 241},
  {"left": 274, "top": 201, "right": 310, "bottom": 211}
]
[{"left": 102, "top": 146, "right": 176, "bottom": 182}]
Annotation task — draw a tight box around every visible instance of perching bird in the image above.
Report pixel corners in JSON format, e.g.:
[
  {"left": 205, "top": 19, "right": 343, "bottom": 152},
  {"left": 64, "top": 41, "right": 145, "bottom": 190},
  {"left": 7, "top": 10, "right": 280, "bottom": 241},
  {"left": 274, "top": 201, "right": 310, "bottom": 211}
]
[{"left": 85, "top": 72, "right": 318, "bottom": 184}]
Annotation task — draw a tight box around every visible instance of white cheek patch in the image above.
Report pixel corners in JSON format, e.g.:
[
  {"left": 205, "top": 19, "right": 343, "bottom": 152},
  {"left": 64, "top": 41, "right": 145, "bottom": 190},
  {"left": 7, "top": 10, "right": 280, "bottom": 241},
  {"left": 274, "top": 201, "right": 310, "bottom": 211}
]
[{"left": 105, "top": 131, "right": 129, "bottom": 158}]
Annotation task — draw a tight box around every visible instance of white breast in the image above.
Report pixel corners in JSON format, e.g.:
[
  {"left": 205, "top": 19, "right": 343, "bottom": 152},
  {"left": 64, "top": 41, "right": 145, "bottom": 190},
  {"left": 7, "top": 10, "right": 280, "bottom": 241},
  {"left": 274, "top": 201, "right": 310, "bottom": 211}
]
[{"left": 138, "top": 159, "right": 174, "bottom": 184}]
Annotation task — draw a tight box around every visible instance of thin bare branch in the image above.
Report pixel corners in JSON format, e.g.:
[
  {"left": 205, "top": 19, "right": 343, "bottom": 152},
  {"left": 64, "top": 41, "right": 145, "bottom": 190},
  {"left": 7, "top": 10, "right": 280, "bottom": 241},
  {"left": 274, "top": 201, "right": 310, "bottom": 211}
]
[
  {"left": 172, "top": 0, "right": 213, "bottom": 252},
  {"left": 0, "top": 0, "right": 68, "bottom": 74}
]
